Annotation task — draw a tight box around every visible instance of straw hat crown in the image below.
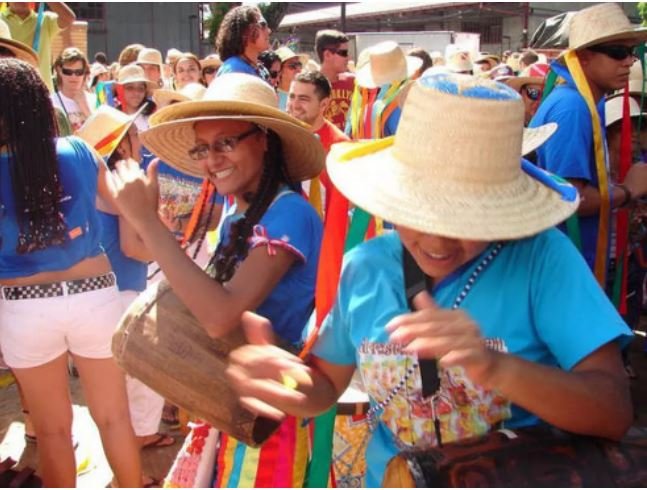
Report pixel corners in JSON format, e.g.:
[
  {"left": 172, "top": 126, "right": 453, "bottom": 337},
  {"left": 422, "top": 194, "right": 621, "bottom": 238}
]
[
  {"left": 140, "top": 73, "right": 324, "bottom": 181},
  {"left": 568, "top": 3, "right": 647, "bottom": 51},
  {"left": 117, "top": 64, "right": 157, "bottom": 89},
  {"left": 0, "top": 17, "right": 38, "bottom": 67},
  {"left": 200, "top": 54, "right": 222, "bottom": 70},
  {"left": 137, "top": 48, "right": 163, "bottom": 67},
  {"left": 327, "top": 73, "right": 579, "bottom": 240},
  {"left": 275, "top": 46, "right": 298, "bottom": 63},
  {"left": 356, "top": 41, "right": 422, "bottom": 88}
]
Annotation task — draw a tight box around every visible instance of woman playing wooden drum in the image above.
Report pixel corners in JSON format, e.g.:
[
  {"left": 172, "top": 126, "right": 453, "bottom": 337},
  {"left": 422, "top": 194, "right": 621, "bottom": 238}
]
[
  {"left": 225, "top": 73, "right": 634, "bottom": 487},
  {"left": 106, "top": 73, "right": 324, "bottom": 487}
]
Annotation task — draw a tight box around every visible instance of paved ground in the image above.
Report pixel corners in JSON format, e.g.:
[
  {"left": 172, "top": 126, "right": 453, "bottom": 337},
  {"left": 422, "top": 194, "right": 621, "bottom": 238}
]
[{"left": 0, "top": 333, "right": 646, "bottom": 487}]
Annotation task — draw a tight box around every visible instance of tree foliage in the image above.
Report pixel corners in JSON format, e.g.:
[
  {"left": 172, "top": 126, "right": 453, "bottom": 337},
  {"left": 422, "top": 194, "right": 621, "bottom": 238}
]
[{"left": 639, "top": 2, "right": 647, "bottom": 26}]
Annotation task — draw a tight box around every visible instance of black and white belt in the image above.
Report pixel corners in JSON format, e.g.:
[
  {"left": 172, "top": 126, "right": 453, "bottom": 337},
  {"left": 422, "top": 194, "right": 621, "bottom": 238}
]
[{"left": 0, "top": 273, "right": 116, "bottom": 301}]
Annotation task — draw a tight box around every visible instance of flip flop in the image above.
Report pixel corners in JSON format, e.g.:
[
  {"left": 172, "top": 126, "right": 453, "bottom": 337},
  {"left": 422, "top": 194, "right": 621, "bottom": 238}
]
[{"left": 142, "top": 433, "right": 175, "bottom": 450}]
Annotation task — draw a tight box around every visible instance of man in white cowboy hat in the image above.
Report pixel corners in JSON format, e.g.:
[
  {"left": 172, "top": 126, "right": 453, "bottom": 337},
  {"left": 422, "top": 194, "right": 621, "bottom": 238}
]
[
  {"left": 1, "top": 2, "right": 76, "bottom": 91},
  {"left": 287, "top": 70, "right": 349, "bottom": 217},
  {"left": 530, "top": 2, "right": 647, "bottom": 277},
  {"left": 225, "top": 72, "right": 634, "bottom": 488},
  {"left": 136, "top": 47, "right": 165, "bottom": 88},
  {"left": 275, "top": 45, "right": 303, "bottom": 111}
]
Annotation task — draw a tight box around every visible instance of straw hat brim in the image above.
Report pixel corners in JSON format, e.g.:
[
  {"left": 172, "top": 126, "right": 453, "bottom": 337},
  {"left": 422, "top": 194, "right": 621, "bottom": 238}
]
[
  {"left": 570, "top": 28, "right": 647, "bottom": 51},
  {"left": 117, "top": 78, "right": 158, "bottom": 91},
  {"left": 200, "top": 58, "right": 221, "bottom": 70},
  {"left": 140, "top": 114, "right": 324, "bottom": 181},
  {"left": 505, "top": 76, "right": 544, "bottom": 91},
  {"left": 522, "top": 123, "right": 557, "bottom": 156},
  {"left": 326, "top": 139, "right": 579, "bottom": 241},
  {"left": 355, "top": 56, "right": 423, "bottom": 88},
  {"left": 152, "top": 89, "right": 189, "bottom": 107},
  {"left": 0, "top": 38, "right": 38, "bottom": 67}
]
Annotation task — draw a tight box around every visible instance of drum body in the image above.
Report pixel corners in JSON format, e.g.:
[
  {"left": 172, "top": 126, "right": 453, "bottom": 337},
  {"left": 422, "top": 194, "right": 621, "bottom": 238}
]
[{"left": 111, "top": 280, "right": 280, "bottom": 447}]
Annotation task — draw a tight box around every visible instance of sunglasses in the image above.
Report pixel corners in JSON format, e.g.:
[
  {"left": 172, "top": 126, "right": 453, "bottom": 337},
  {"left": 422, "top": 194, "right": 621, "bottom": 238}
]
[
  {"left": 523, "top": 86, "right": 542, "bottom": 101},
  {"left": 188, "top": 126, "right": 260, "bottom": 160},
  {"left": 588, "top": 44, "right": 638, "bottom": 61},
  {"left": 203, "top": 67, "right": 217, "bottom": 75},
  {"left": 61, "top": 67, "right": 85, "bottom": 77},
  {"left": 269, "top": 70, "right": 279, "bottom": 78},
  {"left": 328, "top": 48, "right": 349, "bottom": 58},
  {"left": 285, "top": 62, "right": 302, "bottom": 70}
]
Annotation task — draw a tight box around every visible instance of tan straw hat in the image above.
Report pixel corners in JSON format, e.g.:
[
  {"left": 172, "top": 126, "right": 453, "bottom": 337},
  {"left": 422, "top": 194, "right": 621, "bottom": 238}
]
[
  {"left": 117, "top": 64, "right": 158, "bottom": 90},
  {"left": 356, "top": 41, "right": 422, "bottom": 88},
  {"left": 0, "top": 18, "right": 38, "bottom": 67},
  {"left": 137, "top": 48, "right": 164, "bottom": 71},
  {"left": 605, "top": 95, "right": 645, "bottom": 127},
  {"left": 446, "top": 50, "right": 473, "bottom": 74},
  {"left": 200, "top": 54, "right": 222, "bottom": 70},
  {"left": 153, "top": 82, "right": 206, "bottom": 108},
  {"left": 327, "top": 73, "right": 579, "bottom": 240},
  {"left": 77, "top": 105, "right": 143, "bottom": 158},
  {"left": 274, "top": 46, "right": 298, "bottom": 64},
  {"left": 140, "top": 73, "right": 324, "bottom": 181},
  {"left": 567, "top": 3, "right": 647, "bottom": 51}
]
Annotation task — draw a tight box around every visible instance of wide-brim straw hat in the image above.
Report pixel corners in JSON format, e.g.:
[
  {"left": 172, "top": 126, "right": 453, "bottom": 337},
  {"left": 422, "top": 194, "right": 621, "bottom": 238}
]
[
  {"left": 136, "top": 48, "right": 164, "bottom": 72},
  {"left": 505, "top": 62, "right": 550, "bottom": 91},
  {"left": 200, "top": 54, "right": 222, "bottom": 70},
  {"left": 446, "top": 50, "right": 473, "bottom": 74},
  {"left": 116, "top": 64, "right": 158, "bottom": 91},
  {"left": 140, "top": 73, "right": 324, "bottom": 181},
  {"left": 567, "top": 3, "right": 647, "bottom": 51},
  {"left": 153, "top": 82, "right": 206, "bottom": 107},
  {"left": 356, "top": 41, "right": 422, "bottom": 88},
  {"left": 605, "top": 95, "right": 645, "bottom": 127},
  {"left": 0, "top": 18, "right": 38, "bottom": 67},
  {"left": 327, "top": 73, "right": 579, "bottom": 241},
  {"left": 77, "top": 104, "right": 144, "bottom": 159}
]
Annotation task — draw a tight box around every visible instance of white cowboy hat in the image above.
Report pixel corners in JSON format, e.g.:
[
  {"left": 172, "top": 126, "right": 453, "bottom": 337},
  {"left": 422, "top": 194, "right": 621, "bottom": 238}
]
[
  {"left": 326, "top": 73, "right": 579, "bottom": 241},
  {"left": 140, "top": 73, "right": 324, "bottom": 181},
  {"left": 605, "top": 95, "right": 645, "bottom": 127},
  {"left": 567, "top": 3, "right": 647, "bottom": 51},
  {"left": 152, "top": 82, "right": 206, "bottom": 108},
  {"left": 116, "top": 64, "right": 158, "bottom": 91},
  {"left": 355, "top": 41, "right": 422, "bottom": 88},
  {"left": 0, "top": 18, "right": 38, "bottom": 67},
  {"left": 274, "top": 46, "right": 299, "bottom": 64},
  {"left": 77, "top": 105, "right": 144, "bottom": 159}
]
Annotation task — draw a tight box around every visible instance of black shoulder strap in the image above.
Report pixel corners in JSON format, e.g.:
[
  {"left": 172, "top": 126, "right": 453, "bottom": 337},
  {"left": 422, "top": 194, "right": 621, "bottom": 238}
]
[{"left": 402, "top": 246, "right": 440, "bottom": 398}]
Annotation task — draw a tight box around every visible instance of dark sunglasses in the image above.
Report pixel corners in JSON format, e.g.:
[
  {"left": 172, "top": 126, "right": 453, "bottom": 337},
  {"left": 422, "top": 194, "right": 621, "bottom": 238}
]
[
  {"left": 328, "top": 48, "right": 349, "bottom": 58},
  {"left": 257, "top": 20, "right": 268, "bottom": 29},
  {"left": 588, "top": 44, "right": 638, "bottom": 61},
  {"left": 285, "top": 61, "right": 302, "bottom": 70},
  {"left": 203, "top": 67, "right": 217, "bottom": 75},
  {"left": 523, "top": 86, "right": 542, "bottom": 101},
  {"left": 61, "top": 67, "right": 85, "bottom": 76},
  {"left": 269, "top": 70, "right": 279, "bottom": 78}
]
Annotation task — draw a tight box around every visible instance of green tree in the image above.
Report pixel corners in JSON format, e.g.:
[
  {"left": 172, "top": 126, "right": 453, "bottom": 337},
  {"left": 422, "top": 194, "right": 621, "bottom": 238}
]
[
  {"left": 204, "top": 2, "right": 240, "bottom": 47},
  {"left": 257, "top": 2, "right": 289, "bottom": 32},
  {"left": 639, "top": 2, "right": 647, "bottom": 26}
]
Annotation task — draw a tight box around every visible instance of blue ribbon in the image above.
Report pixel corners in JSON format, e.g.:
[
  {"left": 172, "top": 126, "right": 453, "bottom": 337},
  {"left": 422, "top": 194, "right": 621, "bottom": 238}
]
[{"left": 32, "top": 2, "right": 45, "bottom": 52}]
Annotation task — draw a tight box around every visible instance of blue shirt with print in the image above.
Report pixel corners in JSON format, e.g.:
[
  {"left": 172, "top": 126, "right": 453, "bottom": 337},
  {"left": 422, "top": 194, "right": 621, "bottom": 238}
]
[
  {"left": 529, "top": 77, "right": 608, "bottom": 271},
  {"left": 312, "top": 230, "right": 631, "bottom": 487},
  {"left": 219, "top": 191, "right": 322, "bottom": 344},
  {"left": 0, "top": 137, "right": 104, "bottom": 278}
]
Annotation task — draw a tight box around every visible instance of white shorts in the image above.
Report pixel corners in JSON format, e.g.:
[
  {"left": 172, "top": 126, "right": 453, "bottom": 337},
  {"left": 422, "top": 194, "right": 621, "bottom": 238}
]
[{"left": 0, "top": 280, "right": 123, "bottom": 369}]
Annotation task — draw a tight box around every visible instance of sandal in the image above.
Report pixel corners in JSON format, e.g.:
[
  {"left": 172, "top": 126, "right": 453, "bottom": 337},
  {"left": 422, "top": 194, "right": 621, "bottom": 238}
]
[
  {"left": 161, "top": 405, "right": 180, "bottom": 429},
  {"left": 141, "top": 432, "right": 175, "bottom": 450}
]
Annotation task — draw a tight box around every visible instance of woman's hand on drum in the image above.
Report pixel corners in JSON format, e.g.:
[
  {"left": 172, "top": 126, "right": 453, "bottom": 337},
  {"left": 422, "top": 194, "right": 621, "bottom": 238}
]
[
  {"left": 386, "top": 291, "right": 500, "bottom": 388},
  {"left": 106, "top": 158, "right": 160, "bottom": 228},
  {"left": 227, "top": 312, "right": 314, "bottom": 421}
]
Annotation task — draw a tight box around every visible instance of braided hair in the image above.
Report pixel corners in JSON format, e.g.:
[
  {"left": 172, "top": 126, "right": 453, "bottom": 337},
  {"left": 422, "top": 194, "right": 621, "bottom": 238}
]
[
  {"left": 208, "top": 128, "right": 295, "bottom": 283},
  {"left": 215, "top": 5, "right": 262, "bottom": 62},
  {"left": 0, "top": 58, "right": 66, "bottom": 254}
]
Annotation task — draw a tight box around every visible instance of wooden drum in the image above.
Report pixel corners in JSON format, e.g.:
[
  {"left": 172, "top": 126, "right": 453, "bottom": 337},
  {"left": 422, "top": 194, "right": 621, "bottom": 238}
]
[
  {"left": 333, "top": 386, "right": 370, "bottom": 487},
  {"left": 111, "top": 279, "right": 280, "bottom": 447}
]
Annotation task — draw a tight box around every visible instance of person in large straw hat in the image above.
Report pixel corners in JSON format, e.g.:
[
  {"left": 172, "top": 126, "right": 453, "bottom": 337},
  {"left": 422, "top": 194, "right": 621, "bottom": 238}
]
[
  {"left": 275, "top": 45, "right": 302, "bottom": 110},
  {"left": 115, "top": 64, "right": 157, "bottom": 131},
  {"left": 530, "top": 2, "right": 647, "bottom": 284},
  {"left": 224, "top": 72, "right": 634, "bottom": 487},
  {"left": 0, "top": 58, "right": 142, "bottom": 488},
  {"left": 106, "top": 72, "right": 324, "bottom": 488},
  {"left": 200, "top": 53, "right": 222, "bottom": 86},
  {"left": 0, "top": 17, "right": 38, "bottom": 67},
  {"left": 136, "top": 47, "right": 164, "bottom": 88}
]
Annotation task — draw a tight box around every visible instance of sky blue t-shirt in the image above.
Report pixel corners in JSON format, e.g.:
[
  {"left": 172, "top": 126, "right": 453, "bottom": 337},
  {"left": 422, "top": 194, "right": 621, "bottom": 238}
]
[
  {"left": 218, "top": 191, "right": 322, "bottom": 344},
  {"left": 97, "top": 210, "right": 147, "bottom": 292},
  {"left": 312, "top": 229, "right": 631, "bottom": 487},
  {"left": 0, "top": 137, "right": 104, "bottom": 279},
  {"left": 217, "top": 56, "right": 261, "bottom": 78},
  {"left": 529, "top": 80, "right": 609, "bottom": 271}
]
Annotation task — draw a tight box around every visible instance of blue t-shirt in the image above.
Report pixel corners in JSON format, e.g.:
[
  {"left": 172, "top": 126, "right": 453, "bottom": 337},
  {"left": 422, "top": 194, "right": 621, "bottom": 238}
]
[
  {"left": 277, "top": 89, "right": 288, "bottom": 111},
  {"left": 97, "top": 211, "right": 147, "bottom": 292},
  {"left": 0, "top": 137, "right": 104, "bottom": 279},
  {"left": 217, "top": 56, "right": 261, "bottom": 78},
  {"left": 218, "top": 191, "right": 322, "bottom": 344},
  {"left": 312, "top": 230, "right": 631, "bottom": 487},
  {"left": 529, "top": 80, "right": 609, "bottom": 271}
]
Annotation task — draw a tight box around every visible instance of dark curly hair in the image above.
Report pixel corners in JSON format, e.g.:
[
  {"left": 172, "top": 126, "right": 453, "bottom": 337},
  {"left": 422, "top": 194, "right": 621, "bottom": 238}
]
[
  {"left": 215, "top": 5, "right": 263, "bottom": 62},
  {"left": 207, "top": 128, "right": 296, "bottom": 283},
  {"left": 0, "top": 58, "right": 66, "bottom": 254}
]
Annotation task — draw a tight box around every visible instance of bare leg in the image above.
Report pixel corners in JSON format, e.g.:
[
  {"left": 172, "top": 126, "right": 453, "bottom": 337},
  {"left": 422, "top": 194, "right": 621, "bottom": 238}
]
[
  {"left": 15, "top": 377, "right": 37, "bottom": 439},
  {"left": 12, "top": 354, "right": 75, "bottom": 487},
  {"left": 73, "top": 354, "right": 141, "bottom": 488}
]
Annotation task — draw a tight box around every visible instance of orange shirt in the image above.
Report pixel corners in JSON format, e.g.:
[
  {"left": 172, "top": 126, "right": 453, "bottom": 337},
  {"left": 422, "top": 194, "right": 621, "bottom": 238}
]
[
  {"left": 323, "top": 73, "right": 355, "bottom": 132},
  {"left": 314, "top": 119, "right": 350, "bottom": 216}
]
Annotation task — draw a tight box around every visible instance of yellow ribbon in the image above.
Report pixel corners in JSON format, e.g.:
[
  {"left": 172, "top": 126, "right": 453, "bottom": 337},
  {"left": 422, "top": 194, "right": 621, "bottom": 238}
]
[
  {"left": 308, "top": 176, "right": 323, "bottom": 219},
  {"left": 564, "top": 50, "right": 610, "bottom": 286}
]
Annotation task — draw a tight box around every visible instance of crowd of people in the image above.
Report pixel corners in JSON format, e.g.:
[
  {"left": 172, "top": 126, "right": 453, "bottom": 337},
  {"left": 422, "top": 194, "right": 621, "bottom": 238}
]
[{"left": 0, "top": 1, "right": 646, "bottom": 488}]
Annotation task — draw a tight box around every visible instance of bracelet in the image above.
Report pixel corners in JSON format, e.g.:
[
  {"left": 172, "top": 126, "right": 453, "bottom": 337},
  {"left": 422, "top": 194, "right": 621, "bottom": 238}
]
[{"left": 616, "top": 184, "right": 632, "bottom": 208}]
